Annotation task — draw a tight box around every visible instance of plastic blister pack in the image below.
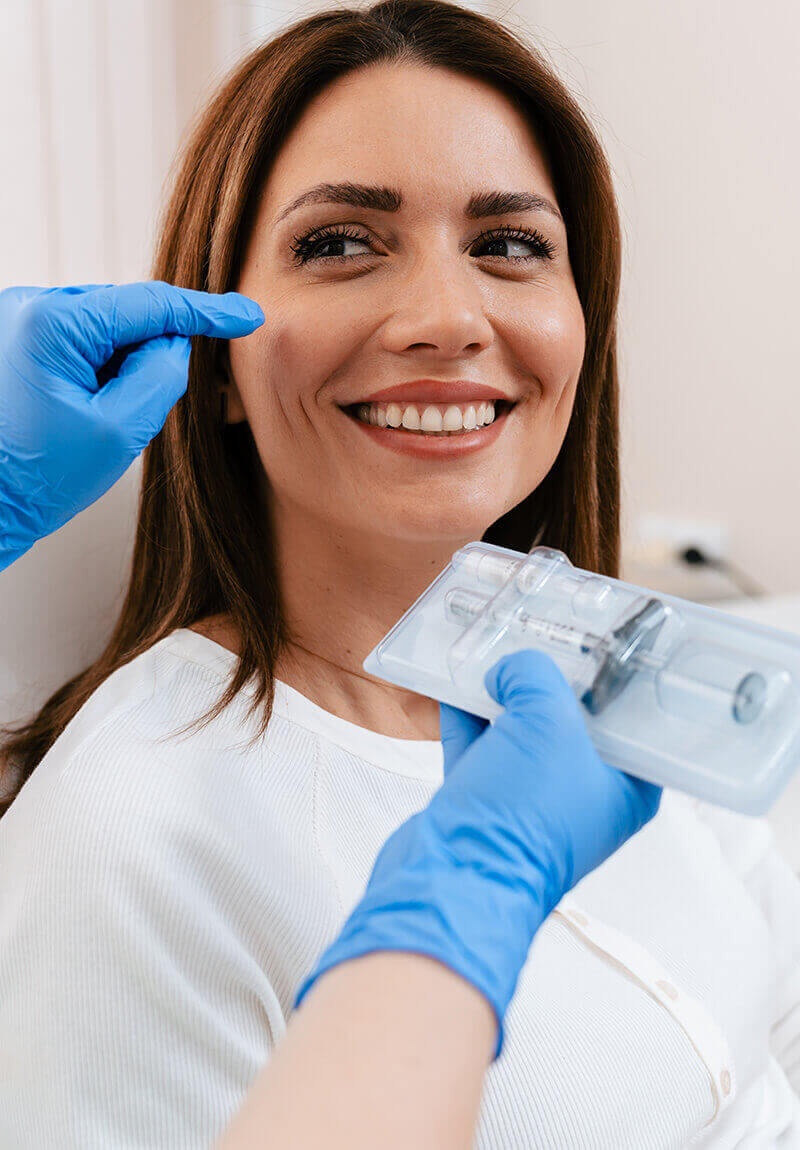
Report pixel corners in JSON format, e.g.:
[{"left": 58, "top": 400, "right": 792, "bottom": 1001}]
[{"left": 363, "top": 542, "right": 800, "bottom": 814}]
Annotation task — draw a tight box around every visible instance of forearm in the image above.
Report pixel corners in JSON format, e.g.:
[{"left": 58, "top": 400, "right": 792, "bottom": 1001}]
[{"left": 216, "top": 951, "right": 496, "bottom": 1149}]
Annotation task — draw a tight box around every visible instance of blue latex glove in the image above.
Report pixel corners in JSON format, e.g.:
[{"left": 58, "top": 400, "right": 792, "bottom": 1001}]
[
  {"left": 296, "top": 649, "right": 662, "bottom": 1058},
  {"left": 0, "top": 281, "right": 264, "bottom": 571}
]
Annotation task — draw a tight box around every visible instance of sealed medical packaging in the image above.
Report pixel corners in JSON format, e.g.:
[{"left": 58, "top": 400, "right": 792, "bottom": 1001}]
[{"left": 363, "top": 542, "right": 800, "bottom": 814}]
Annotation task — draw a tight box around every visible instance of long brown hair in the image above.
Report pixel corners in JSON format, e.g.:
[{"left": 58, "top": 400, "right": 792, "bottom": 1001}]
[{"left": 0, "top": 0, "right": 622, "bottom": 814}]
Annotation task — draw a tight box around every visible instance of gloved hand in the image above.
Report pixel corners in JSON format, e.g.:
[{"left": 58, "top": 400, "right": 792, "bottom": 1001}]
[
  {"left": 0, "top": 281, "right": 264, "bottom": 571},
  {"left": 296, "top": 648, "right": 662, "bottom": 1058}
]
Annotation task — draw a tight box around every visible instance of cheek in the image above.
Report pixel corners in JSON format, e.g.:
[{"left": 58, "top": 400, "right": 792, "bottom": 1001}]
[
  {"left": 508, "top": 290, "right": 586, "bottom": 402},
  {"left": 228, "top": 298, "right": 367, "bottom": 419},
  {"left": 503, "top": 291, "right": 586, "bottom": 487}
]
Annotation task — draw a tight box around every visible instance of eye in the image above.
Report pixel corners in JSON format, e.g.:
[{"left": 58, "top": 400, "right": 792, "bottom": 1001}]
[
  {"left": 289, "top": 222, "right": 558, "bottom": 265},
  {"left": 290, "top": 224, "right": 372, "bottom": 265},
  {"left": 471, "top": 225, "right": 557, "bottom": 262}
]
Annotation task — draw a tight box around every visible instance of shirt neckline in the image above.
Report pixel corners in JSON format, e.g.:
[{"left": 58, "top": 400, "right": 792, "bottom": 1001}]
[{"left": 163, "top": 628, "right": 445, "bottom": 784}]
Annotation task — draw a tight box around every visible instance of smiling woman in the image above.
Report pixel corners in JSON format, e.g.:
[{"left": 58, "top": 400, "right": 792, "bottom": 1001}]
[
  {"left": 0, "top": 0, "right": 620, "bottom": 782},
  {"left": 0, "top": 1, "right": 713, "bottom": 1146},
  {"left": 216, "top": 54, "right": 596, "bottom": 733}
]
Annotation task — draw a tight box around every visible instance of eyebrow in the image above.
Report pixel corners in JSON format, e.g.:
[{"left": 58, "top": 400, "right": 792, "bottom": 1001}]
[{"left": 274, "top": 182, "right": 563, "bottom": 224}]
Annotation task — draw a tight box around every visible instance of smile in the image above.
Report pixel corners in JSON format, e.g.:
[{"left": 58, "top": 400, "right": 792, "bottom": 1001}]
[{"left": 339, "top": 399, "right": 516, "bottom": 459}]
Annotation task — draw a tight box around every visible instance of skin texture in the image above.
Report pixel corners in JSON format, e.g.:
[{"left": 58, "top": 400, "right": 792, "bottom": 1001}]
[{"left": 199, "top": 60, "right": 585, "bottom": 740}]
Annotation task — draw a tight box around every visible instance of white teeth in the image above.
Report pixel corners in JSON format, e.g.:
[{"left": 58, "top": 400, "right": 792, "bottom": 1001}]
[
  {"left": 420, "top": 406, "right": 443, "bottom": 432},
  {"left": 355, "top": 400, "right": 499, "bottom": 434},
  {"left": 442, "top": 405, "right": 463, "bottom": 432}
]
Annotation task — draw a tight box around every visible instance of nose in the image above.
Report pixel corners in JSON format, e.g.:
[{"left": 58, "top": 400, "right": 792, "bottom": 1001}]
[{"left": 379, "top": 251, "right": 495, "bottom": 358}]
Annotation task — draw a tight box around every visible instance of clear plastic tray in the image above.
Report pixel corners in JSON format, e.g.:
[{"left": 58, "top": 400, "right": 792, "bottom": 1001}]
[{"left": 363, "top": 542, "right": 800, "bottom": 814}]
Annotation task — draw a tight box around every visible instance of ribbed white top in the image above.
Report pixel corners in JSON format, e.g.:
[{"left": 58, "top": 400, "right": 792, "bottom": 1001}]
[{"left": 1, "top": 627, "right": 799, "bottom": 1148}]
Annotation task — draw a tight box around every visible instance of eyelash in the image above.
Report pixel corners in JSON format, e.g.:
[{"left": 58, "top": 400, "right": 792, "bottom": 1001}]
[{"left": 289, "top": 223, "right": 557, "bottom": 265}]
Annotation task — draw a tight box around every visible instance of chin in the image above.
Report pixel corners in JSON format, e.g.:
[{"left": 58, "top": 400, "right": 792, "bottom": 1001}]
[{"left": 380, "top": 506, "right": 502, "bottom": 546}]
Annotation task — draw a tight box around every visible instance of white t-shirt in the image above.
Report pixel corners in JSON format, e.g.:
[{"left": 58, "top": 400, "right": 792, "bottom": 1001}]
[{"left": 1, "top": 627, "right": 799, "bottom": 1149}]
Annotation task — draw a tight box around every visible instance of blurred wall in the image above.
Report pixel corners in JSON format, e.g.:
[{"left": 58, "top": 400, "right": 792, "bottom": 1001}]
[
  {"left": 1, "top": 0, "right": 798, "bottom": 726},
  {"left": 493, "top": 1, "right": 800, "bottom": 595}
]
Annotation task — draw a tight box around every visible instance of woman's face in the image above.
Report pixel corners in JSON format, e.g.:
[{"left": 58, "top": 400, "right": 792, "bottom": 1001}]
[{"left": 229, "top": 61, "right": 585, "bottom": 544}]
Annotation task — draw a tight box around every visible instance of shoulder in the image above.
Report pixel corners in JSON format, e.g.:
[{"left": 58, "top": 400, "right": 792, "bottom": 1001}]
[
  {"left": 3, "top": 631, "right": 320, "bottom": 848},
  {"left": 49, "top": 629, "right": 238, "bottom": 760},
  {"left": 0, "top": 635, "right": 331, "bottom": 950}
]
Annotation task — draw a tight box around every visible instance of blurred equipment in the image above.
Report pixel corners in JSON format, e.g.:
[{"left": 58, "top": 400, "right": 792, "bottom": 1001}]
[
  {"left": 679, "top": 546, "right": 767, "bottom": 599},
  {"left": 622, "top": 516, "right": 766, "bottom": 603}
]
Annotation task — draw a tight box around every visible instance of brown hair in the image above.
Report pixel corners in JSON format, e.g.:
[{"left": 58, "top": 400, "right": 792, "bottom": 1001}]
[{"left": 0, "top": 0, "right": 622, "bottom": 815}]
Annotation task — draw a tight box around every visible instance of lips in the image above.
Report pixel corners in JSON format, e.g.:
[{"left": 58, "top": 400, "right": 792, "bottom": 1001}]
[{"left": 340, "top": 379, "right": 513, "bottom": 406}]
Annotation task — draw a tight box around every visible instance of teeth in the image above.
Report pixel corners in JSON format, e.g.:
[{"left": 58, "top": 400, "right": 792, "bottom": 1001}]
[
  {"left": 420, "top": 406, "right": 443, "bottom": 432},
  {"left": 355, "top": 401, "right": 498, "bottom": 435}
]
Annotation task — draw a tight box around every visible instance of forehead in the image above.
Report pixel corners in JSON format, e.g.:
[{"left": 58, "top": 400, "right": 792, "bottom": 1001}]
[{"left": 261, "top": 61, "right": 557, "bottom": 216}]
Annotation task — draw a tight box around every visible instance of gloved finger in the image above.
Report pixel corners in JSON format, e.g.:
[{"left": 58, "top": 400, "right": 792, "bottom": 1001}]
[
  {"left": 63, "top": 282, "right": 264, "bottom": 367},
  {"left": 484, "top": 648, "right": 576, "bottom": 714},
  {"left": 92, "top": 335, "right": 191, "bottom": 437},
  {"left": 487, "top": 650, "right": 664, "bottom": 829},
  {"left": 438, "top": 701, "right": 489, "bottom": 775}
]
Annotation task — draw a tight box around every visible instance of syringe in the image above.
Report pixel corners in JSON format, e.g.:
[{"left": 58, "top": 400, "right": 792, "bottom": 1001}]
[{"left": 444, "top": 587, "right": 767, "bottom": 724}]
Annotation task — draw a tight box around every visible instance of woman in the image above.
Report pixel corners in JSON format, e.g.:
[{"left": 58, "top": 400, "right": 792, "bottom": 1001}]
[{"left": 1, "top": 1, "right": 798, "bottom": 1145}]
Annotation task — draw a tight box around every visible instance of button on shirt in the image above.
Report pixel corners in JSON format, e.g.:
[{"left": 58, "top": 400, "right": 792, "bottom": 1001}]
[{"left": 0, "top": 628, "right": 799, "bottom": 1148}]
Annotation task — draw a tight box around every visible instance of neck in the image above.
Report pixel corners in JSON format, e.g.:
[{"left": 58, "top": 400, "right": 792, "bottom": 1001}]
[{"left": 271, "top": 496, "right": 475, "bottom": 739}]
